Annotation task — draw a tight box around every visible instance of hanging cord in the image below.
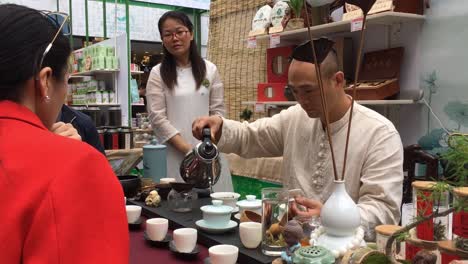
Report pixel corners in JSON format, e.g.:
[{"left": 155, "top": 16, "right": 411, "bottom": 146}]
[{"left": 421, "top": 98, "right": 450, "bottom": 135}]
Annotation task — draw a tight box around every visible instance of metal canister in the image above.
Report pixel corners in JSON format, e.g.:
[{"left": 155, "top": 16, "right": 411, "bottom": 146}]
[
  {"left": 143, "top": 143, "right": 167, "bottom": 183},
  {"left": 104, "top": 127, "right": 119, "bottom": 150},
  {"left": 97, "top": 127, "right": 106, "bottom": 148},
  {"left": 119, "top": 127, "right": 133, "bottom": 149}
]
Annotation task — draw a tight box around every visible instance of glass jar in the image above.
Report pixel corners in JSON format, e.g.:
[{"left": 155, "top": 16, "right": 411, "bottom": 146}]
[
  {"left": 167, "top": 183, "right": 198, "bottom": 213},
  {"left": 405, "top": 236, "right": 441, "bottom": 261},
  {"left": 375, "top": 225, "right": 402, "bottom": 258},
  {"left": 412, "top": 181, "right": 451, "bottom": 241},
  {"left": 261, "top": 187, "right": 289, "bottom": 256},
  {"left": 438, "top": 241, "right": 462, "bottom": 264},
  {"left": 452, "top": 187, "right": 468, "bottom": 251}
]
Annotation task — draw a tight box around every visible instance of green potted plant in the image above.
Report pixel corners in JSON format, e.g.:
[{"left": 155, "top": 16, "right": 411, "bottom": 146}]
[
  {"left": 240, "top": 108, "right": 253, "bottom": 122},
  {"left": 285, "top": 0, "right": 305, "bottom": 30},
  {"left": 385, "top": 134, "right": 468, "bottom": 259}
]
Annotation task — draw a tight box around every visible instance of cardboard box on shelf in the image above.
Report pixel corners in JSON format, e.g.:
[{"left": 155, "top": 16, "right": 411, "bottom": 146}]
[
  {"left": 266, "top": 46, "right": 294, "bottom": 83},
  {"left": 344, "top": 47, "right": 404, "bottom": 100}
]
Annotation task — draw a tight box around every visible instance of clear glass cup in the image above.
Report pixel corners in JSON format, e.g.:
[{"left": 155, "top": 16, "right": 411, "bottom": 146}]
[
  {"left": 261, "top": 188, "right": 289, "bottom": 256},
  {"left": 167, "top": 183, "right": 198, "bottom": 213}
]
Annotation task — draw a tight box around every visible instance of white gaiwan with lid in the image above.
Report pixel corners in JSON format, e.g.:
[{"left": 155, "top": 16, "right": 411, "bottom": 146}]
[
  {"left": 236, "top": 195, "right": 262, "bottom": 215},
  {"left": 200, "top": 200, "right": 233, "bottom": 228},
  {"left": 311, "top": 180, "right": 365, "bottom": 258}
]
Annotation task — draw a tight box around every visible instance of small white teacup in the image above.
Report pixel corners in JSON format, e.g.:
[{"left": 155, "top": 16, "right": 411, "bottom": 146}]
[
  {"left": 239, "top": 222, "right": 262, "bottom": 249},
  {"left": 160, "top": 178, "right": 176, "bottom": 184},
  {"left": 209, "top": 244, "right": 239, "bottom": 264},
  {"left": 173, "top": 228, "right": 197, "bottom": 253},
  {"left": 125, "top": 205, "right": 141, "bottom": 223},
  {"left": 146, "top": 218, "right": 168, "bottom": 241}
]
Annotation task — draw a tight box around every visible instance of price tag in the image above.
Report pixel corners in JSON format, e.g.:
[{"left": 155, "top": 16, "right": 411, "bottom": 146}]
[
  {"left": 351, "top": 18, "right": 364, "bottom": 32},
  {"left": 255, "top": 103, "right": 265, "bottom": 113},
  {"left": 342, "top": 9, "right": 363, "bottom": 21},
  {"left": 270, "top": 34, "right": 280, "bottom": 48},
  {"left": 247, "top": 36, "right": 257, "bottom": 49}
]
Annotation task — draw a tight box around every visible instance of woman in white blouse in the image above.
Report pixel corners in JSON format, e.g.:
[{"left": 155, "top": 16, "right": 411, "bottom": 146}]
[{"left": 146, "top": 11, "right": 232, "bottom": 191}]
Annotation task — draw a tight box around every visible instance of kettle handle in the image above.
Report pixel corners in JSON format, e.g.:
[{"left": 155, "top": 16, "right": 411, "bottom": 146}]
[
  {"left": 202, "top": 127, "right": 214, "bottom": 152},
  {"left": 202, "top": 127, "right": 211, "bottom": 139}
]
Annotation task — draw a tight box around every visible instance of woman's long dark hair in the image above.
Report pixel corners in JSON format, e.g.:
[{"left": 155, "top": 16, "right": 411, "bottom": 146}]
[
  {"left": 0, "top": 4, "right": 71, "bottom": 102},
  {"left": 158, "top": 11, "right": 206, "bottom": 90}
]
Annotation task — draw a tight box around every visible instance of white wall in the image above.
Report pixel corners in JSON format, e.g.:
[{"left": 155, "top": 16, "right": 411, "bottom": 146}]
[{"left": 201, "top": 13, "right": 209, "bottom": 58}]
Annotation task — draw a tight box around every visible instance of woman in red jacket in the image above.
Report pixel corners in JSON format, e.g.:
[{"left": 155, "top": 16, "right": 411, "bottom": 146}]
[{"left": 0, "top": 4, "right": 129, "bottom": 263}]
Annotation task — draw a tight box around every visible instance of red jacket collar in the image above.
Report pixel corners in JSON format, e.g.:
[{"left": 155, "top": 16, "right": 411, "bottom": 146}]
[{"left": 0, "top": 100, "right": 47, "bottom": 130}]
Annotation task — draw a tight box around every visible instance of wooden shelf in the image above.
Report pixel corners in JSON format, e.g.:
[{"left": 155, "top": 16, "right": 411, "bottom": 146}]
[
  {"left": 131, "top": 71, "right": 144, "bottom": 75},
  {"left": 247, "top": 12, "right": 425, "bottom": 45},
  {"left": 69, "top": 103, "right": 120, "bottom": 108},
  {"left": 105, "top": 148, "right": 143, "bottom": 156},
  {"left": 70, "top": 69, "right": 120, "bottom": 77},
  {"left": 132, "top": 128, "right": 153, "bottom": 133},
  {"left": 242, "top": 99, "right": 422, "bottom": 106}
]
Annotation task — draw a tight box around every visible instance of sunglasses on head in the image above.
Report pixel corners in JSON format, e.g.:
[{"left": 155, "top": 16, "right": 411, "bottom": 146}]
[
  {"left": 289, "top": 38, "right": 335, "bottom": 65},
  {"left": 37, "top": 11, "right": 71, "bottom": 74}
]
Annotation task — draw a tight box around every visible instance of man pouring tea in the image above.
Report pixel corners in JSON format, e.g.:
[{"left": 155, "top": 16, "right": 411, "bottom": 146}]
[{"left": 192, "top": 43, "right": 403, "bottom": 240}]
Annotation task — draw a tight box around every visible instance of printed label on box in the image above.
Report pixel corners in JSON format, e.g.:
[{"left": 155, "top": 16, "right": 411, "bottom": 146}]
[
  {"left": 247, "top": 37, "right": 257, "bottom": 49},
  {"left": 270, "top": 34, "right": 281, "bottom": 48},
  {"left": 255, "top": 103, "right": 265, "bottom": 112}
]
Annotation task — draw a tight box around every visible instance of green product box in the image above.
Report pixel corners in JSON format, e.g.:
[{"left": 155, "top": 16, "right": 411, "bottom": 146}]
[
  {"left": 96, "top": 46, "right": 107, "bottom": 57},
  {"left": 85, "top": 46, "right": 93, "bottom": 57},
  {"left": 90, "top": 46, "right": 96, "bottom": 57},
  {"left": 72, "top": 94, "right": 86, "bottom": 105},
  {"left": 106, "top": 46, "right": 115, "bottom": 56},
  {"left": 87, "top": 92, "right": 96, "bottom": 104},
  {"left": 77, "top": 83, "right": 88, "bottom": 95},
  {"left": 87, "top": 80, "right": 98, "bottom": 92},
  {"left": 93, "top": 56, "right": 106, "bottom": 70},
  {"left": 105, "top": 56, "right": 114, "bottom": 70}
]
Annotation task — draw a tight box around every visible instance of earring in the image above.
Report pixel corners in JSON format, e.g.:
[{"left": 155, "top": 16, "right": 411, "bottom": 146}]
[{"left": 44, "top": 95, "right": 51, "bottom": 103}]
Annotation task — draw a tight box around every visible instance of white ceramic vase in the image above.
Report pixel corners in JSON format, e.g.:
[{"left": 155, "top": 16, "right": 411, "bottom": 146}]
[{"left": 320, "top": 180, "right": 361, "bottom": 237}]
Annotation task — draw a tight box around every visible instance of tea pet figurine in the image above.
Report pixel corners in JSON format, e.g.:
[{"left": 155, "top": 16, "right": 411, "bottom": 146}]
[
  {"left": 412, "top": 250, "right": 437, "bottom": 264},
  {"left": 145, "top": 190, "right": 161, "bottom": 207},
  {"left": 281, "top": 220, "right": 304, "bottom": 264}
]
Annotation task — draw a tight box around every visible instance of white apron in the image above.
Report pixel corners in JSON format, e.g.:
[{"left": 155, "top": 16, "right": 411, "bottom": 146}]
[{"left": 166, "top": 94, "right": 233, "bottom": 192}]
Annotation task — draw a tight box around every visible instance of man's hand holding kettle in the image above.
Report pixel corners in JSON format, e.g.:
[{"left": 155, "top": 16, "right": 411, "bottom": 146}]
[{"left": 192, "top": 115, "right": 224, "bottom": 143}]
